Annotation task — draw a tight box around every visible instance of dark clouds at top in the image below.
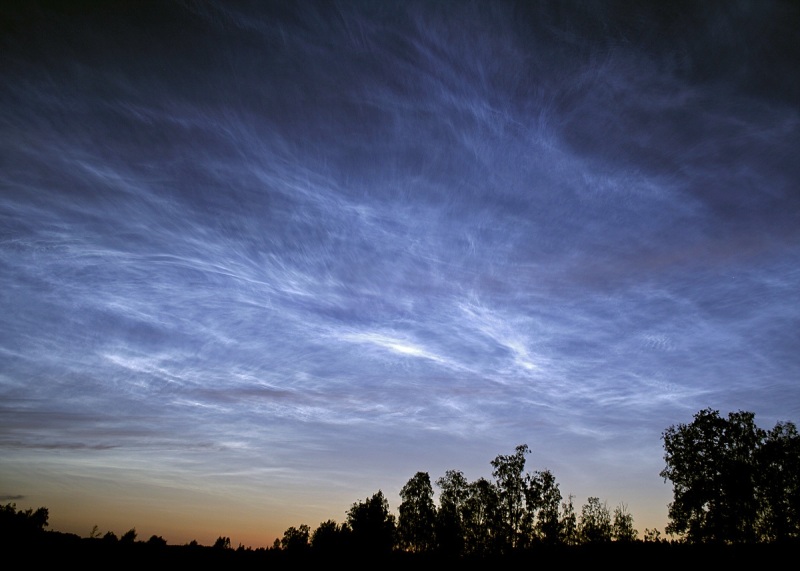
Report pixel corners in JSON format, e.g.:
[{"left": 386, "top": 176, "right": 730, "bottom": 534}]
[{"left": 1, "top": 0, "right": 799, "bottom": 544}]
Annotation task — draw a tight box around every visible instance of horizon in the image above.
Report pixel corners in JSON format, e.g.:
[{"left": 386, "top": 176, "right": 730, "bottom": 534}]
[{"left": 2, "top": 0, "right": 799, "bottom": 550}]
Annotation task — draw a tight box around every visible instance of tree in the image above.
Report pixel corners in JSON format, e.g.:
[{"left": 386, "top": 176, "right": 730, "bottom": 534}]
[
  {"left": 559, "top": 494, "right": 579, "bottom": 545},
  {"left": 0, "top": 503, "right": 49, "bottom": 540},
  {"left": 346, "top": 490, "right": 396, "bottom": 554},
  {"left": 611, "top": 503, "right": 637, "bottom": 542},
  {"left": 120, "top": 528, "right": 137, "bottom": 544},
  {"left": 147, "top": 534, "right": 167, "bottom": 546},
  {"left": 280, "top": 524, "right": 310, "bottom": 552},
  {"left": 491, "top": 444, "right": 530, "bottom": 550},
  {"left": 102, "top": 531, "right": 118, "bottom": 542},
  {"left": 462, "top": 477, "right": 501, "bottom": 555},
  {"left": 213, "top": 535, "right": 231, "bottom": 549},
  {"left": 643, "top": 528, "right": 662, "bottom": 543},
  {"left": 660, "top": 408, "right": 764, "bottom": 543},
  {"left": 528, "top": 468, "right": 562, "bottom": 544},
  {"left": 579, "top": 497, "right": 611, "bottom": 543},
  {"left": 311, "top": 519, "right": 349, "bottom": 553},
  {"left": 756, "top": 420, "right": 800, "bottom": 542},
  {"left": 398, "top": 471, "right": 436, "bottom": 552},
  {"left": 435, "top": 469, "right": 469, "bottom": 556}
]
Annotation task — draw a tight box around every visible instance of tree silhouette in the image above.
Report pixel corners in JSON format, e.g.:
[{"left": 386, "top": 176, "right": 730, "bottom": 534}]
[
  {"left": 491, "top": 444, "right": 529, "bottom": 551},
  {"left": 462, "top": 476, "right": 501, "bottom": 555},
  {"left": 643, "top": 527, "right": 662, "bottom": 543},
  {"left": 346, "top": 490, "right": 396, "bottom": 555},
  {"left": 0, "top": 440, "right": 694, "bottom": 558},
  {"left": 528, "top": 468, "right": 562, "bottom": 544},
  {"left": 120, "top": 528, "right": 137, "bottom": 544},
  {"left": 559, "top": 494, "right": 579, "bottom": 546},
  {"left": 280, "top": 524, "right": 310, "bottom": 552},
  {"left": 661, "top": 409, "right": 764, "bottom": 543},
  {"left": 611, "top": 503, "right": 637, "bottom": 542},
  {"left": 0, "top": 503, "right": 49, "bottom": 541},
  {"left": 579, "top": 497, "right": 611, "bottom": 543},
  {"left": 311, "top": 519, "right": 350, "bottom": 553},
  {"left": 435, "top": 469, "right": 469, "bottom": 556},
  {"left": 147, "top": 534, "right": 167, "bottom": 546},
  {"left": 398, "top": 471, "right": 436, "bottom": 552},
  {"left": 756, "top": 420, "right": 800, "bottom": 542},
  {"left": 102, "top": 530, "right": 118, "bottom": 542}
]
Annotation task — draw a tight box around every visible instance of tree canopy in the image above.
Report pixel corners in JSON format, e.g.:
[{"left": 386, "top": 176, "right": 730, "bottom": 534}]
[
  {"left": 398, "top": 471, "right": 436, "bottom": 552},
  {"left": 661, "top": 408, "right": 800, "bottom": 543},
  {"left": 346, "top": 490, "right": 396, "bottom": 555},
  {"left": 9, "top": 407, "right": 800, "bottom": 561}
]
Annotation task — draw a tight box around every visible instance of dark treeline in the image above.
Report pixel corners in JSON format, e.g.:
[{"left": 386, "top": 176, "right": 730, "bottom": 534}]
[
  {"left": 3, "top": 409, "right": 798, "bottom": 566},
  {"left": 661, "top": 408, "right": 800, "bottom": 544},
  {"left": 306, "top": 444, "right": 637, "bottom": 559}
]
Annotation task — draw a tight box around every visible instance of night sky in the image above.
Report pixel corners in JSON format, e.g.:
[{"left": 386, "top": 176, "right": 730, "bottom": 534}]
[{"left": 2, "top": 0, "right": 799, "bottom": 547}]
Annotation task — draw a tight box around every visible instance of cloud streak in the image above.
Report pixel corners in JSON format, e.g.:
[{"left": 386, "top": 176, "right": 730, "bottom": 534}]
[{"left": 1, "top": 0, "right": 798, "bottom": 546}]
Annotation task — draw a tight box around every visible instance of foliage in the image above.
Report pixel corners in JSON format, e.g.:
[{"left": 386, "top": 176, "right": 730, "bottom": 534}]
[
  {"left": 462, "top": 476, "right": 501, "bottom": 555},
  {"left": 435, "top": 469, "right": 469, "bottom": 556},
  {"left": 660, "top": 408, "right": 800, "bottom": 543},
  {"left": 11, "top": 413, "right": 800, "bottom": 558},
  {"left": 491, "top": 444, "right": 530, "bottom": 550},
  {"left": 612, "top": 503, "right": 637, "bottom": 542},
  {"left": 120, "top": 528, "right": 137, "bottom": 544},
  {"left": 529, "top": 468, "right": 562, "bottom": 544},
  {"left": 756, "top": 421, "right": 800, "bottom": 542},
  {"left": 280, "top": 524, "right": 310, "bottom": 552},
  {"left": 346, "top": 490, "right": 396, "bottom": 554},
  {"left": 311, "top": 519, "right": 350, "bottom": 552},
  {"left": 0, "top": 503, "right": 49, "bottom": 539},
  {"left": 579, "top": 497, "right": 611, "bottom": 543},
  {"left": 102, "top": 530, "right": 118, "bottom": 542},
  {"left": 398, "top": 471, "right": 436, "bottom": 552},
  {"left": 559, "top": 494, "right": 579, "bottom": 546},
  {"left": 643, "top": 528, "right": 662, "bottom": 543},
  {"left": 147, "top": 534, "right": 167, "bottom": 546}
]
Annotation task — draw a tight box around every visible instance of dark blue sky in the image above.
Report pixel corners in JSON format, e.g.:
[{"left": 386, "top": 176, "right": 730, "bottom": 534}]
[{"left": 2, "top": 0, "right": 799, "bottom": 546}]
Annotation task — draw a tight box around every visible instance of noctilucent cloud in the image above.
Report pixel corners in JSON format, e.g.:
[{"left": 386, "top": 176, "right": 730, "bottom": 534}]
[{"left": 2, "top": 0, "right": 799, "bottom": 547}]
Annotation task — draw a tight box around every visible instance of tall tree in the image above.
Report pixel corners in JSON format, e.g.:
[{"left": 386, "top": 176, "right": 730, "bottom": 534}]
[
  {"left": 398, "top": 471, "right": 437, "bottom": 552},
  {"left": 346, "top": 490, "right": 396, "bottom": 554},
  {"left": 462, "top": 477, "right": 500, "bottom": 555},
  {"left": 611, "top": 503, "right": 637, "bottom": 542},
  {"left": 491, "top": 444, "right": 530, "bottom": 550},
  {"left": 435, "top": 469, "right": 469, "bottom": 556},
  {"left": 529, "top": 469, "right": 562, "bottom": 544},
  {"left": 660, "top": 408, "right": 764, "bottom": 543},
  {"left": 579, "top": 497, "right": 611, "bottom": 543},
  {"left": 756, "top": 421, "right": 800, "bottom": 542},
  {"left": 559, "top": 494, "right": 579, "bottom": 545}
]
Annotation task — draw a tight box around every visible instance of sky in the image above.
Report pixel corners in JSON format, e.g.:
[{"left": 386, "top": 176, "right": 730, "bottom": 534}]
[{"left": 2, "top": 0, "right": 799, "bottom": 548}]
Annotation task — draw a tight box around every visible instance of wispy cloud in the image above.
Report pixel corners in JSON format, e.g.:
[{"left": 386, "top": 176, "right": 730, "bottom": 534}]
[{"left": 1, "top": 0, "right": 798, "bottom": 545}]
